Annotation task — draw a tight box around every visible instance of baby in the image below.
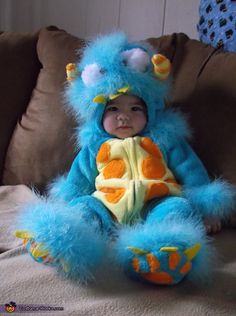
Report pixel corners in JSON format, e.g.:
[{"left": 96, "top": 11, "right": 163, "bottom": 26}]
[
  {"left": 16, "top": 33, "right": 234, "bottom": 285},
  {"left": 103, "top": 93, "right": 222, "bottom": 233}
]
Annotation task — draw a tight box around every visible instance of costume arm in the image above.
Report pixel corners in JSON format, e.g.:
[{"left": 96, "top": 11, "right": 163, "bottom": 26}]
[
  {"left": 167, "top": 138, "right": 210, "bottom": 188},
  {"left": 49, "top": 146, "right": 98, "bottom": 202},
  {"left": 167, "top": 138, "right": 235, "bottom": 218}
]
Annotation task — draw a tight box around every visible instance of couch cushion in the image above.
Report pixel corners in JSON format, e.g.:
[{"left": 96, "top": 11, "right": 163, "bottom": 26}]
[
  {"left": 148, "top": 33, "right": 236, "bottom": 186},
  {"left": 0, "top": 31, "right": 40, "bottom": 183},
  {"left": 2, "top": 27, "right": 84, "bottom": 191}
]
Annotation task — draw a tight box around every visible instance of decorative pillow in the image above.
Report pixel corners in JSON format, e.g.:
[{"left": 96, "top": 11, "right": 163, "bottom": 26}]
[
  {"left": 2, "top": 27, "right": 84, "bottom": 191},
  {"left": 0, "top": 31, "right": 40, "bottom": 182},
  {"left": 197, "top": 0, "right": 236, "bottom": 52}
]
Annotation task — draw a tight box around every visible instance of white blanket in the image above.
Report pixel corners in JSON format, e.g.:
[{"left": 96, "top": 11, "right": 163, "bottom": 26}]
[{"left": 0, "top": 185, "right": 236, "bottom": 316}]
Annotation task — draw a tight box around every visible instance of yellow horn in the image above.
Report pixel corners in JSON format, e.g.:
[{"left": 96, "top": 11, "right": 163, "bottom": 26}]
[
  {"left": 152, "top": 54, "right": 171, "bottom": 80},
  {"left": 184, "top": 243, "right": 201, "bottom": 261},
  {"left": 93, "top": 95, "right": 107, "bottom": 104},
  {"left": 66, "top": 63, "right": 78, "bottom": 81}
]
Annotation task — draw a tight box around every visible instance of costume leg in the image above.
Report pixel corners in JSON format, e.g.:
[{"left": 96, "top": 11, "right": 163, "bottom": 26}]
[
  {"left": 114, "top": 197, "right": 215, "bottom": 285},
  {"left": 16, "top": 195, "right": 115, "bottom": 281}
]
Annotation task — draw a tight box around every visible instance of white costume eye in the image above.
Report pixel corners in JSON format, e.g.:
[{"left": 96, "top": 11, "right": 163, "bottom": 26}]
[
  {"left": 121, "top": 48, "right": 150, "bottom": 72},
  {"left": 81, "top": 63, "right": 104, "bottom": 86}
]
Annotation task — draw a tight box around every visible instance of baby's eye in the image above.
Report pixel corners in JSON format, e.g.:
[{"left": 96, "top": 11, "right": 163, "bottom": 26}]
[
  {"left": 131, "top": 106, "right": 144, "bottom": 111},
  {"left": 106, "top": 106, "right": 118, "bottom": 112}
]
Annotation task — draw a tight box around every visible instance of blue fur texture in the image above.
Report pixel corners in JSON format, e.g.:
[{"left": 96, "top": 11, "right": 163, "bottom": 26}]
[
  {"left": 65, "top": 32, "right": 169, "bottom": 137},
  {"left": 16, "top": 32, "right": 235, "bottom": 285},
  {"left": 113, "top": 218, "right": 216, "bottom": 284},
  {"left": 185, "top": 180, "right": 236, "bottom": 218},
  {"left": 19, "top": 198, "right": 109, "bottom": 282}
]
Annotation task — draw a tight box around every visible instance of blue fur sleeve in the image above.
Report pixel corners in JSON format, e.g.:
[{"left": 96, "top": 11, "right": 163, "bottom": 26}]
[
  {"left": 167, "top": 138, "right": 210, "bottom": 187},
  {"left": 49, "top": 146, "right": 98, "bottom": 202},
  {"left": 167, "top": 138, "right": 235, "bottom": 218}
]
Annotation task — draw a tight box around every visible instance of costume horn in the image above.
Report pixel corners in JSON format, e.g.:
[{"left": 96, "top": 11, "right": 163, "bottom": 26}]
[
  {"left": 66, "top": 63, "right": 78, "bottom": 82},
  {"left": 152, "top": 54, "right": 171, "bottom": 80}
]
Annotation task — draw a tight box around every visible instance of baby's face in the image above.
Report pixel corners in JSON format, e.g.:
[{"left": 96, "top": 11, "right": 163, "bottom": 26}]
[{"left": 102, "top": 94, "right": 147, "bottom": 139}]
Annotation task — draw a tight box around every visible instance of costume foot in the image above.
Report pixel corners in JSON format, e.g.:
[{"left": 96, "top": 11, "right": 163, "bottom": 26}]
[
  {"left": 15, "top": 230, "right": 71, "bottom": 273},
  {"left": 127, "top": 243, "right": 201, "bottom": 285},
  {"left": 15, "top": 230, "right": 56, "bottom": 264}
]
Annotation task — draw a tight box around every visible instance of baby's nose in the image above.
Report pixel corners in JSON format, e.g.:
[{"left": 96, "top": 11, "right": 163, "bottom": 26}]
[{"left": 117, "top": 112, "right": 130, "bottom": 121}]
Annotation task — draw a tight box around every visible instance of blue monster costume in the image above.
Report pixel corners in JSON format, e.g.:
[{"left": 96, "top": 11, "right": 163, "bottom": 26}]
[{"left": 16, "top": 33, "right": 235, "bottom": 285}]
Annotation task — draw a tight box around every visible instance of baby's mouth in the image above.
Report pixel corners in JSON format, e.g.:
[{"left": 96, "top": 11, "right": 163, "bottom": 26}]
[{"left": 117, "top": 126, "right": 132, "bottom": 129}]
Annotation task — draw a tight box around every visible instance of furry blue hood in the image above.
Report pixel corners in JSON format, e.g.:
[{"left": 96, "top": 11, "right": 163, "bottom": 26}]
[{"left": 65, "top": 32, "right": 173, "bottom": 144}]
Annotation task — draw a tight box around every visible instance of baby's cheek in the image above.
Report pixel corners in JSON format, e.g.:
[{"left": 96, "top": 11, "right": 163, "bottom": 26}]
[
  {"left": 134, "top": 114, "right": 147, "bottom": 132},
  {"left": 103, "top": 115, "right": 116, "bottom": 134}
]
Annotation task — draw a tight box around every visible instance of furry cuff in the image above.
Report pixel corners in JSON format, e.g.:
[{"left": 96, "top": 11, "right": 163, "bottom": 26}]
[
  {"left": 184, "top": 179, "right": 236, "bottom": 219},
  {"left": 17, "top": 197, "right": 108, "bottom": 281}
]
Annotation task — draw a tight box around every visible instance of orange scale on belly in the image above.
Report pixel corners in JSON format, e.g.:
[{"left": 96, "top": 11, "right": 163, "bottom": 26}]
[
  {"left": 166, "top": 178, "right": 180, "bottom": 188},
  {"left": 142, "top": 156, "right": 166, "bottom": 179},
  {"left": 99, "top": 187, "right": 126, "bottom": 204},
  {"left": 145, "top": 182, "right": 170, "bottom": 201},
  {"left": 140, "top": 137, "right": 162, "bottom": 158},
  {"left": 103, "top": 159, "right": 126, "bottom": 179},
  {"left": 96, "top": 142, "right": 110, "bottom": 163}
]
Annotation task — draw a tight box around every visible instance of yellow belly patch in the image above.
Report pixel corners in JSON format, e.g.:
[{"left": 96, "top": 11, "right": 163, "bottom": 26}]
[
  {"left": 94, "top": 137, "right": 181, "bottom": 223},
  {"left": 145, "top": 182, "right": 170, "bottom": 201},
  {"left": 140, "top": 137, "right": 162, "bottom": 158},
  {"left": 103, "top": 159, "right": 126, "bottom": 179},
  {"left": 96, "top": 142, "right": 111, "bottom": 163},
  {"left": 99, "top": 187, "right": 126, "bottom": 204},
  {"left": 141, "top": 155, "right": 166, "bottom": 179}
]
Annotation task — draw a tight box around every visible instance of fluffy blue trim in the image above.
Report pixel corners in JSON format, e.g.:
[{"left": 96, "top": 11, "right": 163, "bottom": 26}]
[
  {"left": 147, "top": 109, "right": 192, "bottom": 150},
  {"left": 48, "top": 175, "right": 72, "bottom": 198},
  {"left": 113, "top": 217, "right": 216, "bottom": 284},
  {"left": 184, "top": 179, "right": 236, "bottom": 219},
  {"left": 65, "top": 32, "right": 170, "bottom": 143},
  {"left": 64, "top": 32, "right": 192, "bottom": 150},
  {"left": 75, "top": 107, "right": 191, "bottom": 149},
  {"left": 18, "top": 198, "right": 108, "bottom": 281}
]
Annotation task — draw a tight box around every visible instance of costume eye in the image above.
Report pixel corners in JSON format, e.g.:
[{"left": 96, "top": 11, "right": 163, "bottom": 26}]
[
  {"left": 121, "top": 48, "right": 150, "bottom": 72},
  {"left": 81, "top": 63, "right": 104, "bottom": 86}
]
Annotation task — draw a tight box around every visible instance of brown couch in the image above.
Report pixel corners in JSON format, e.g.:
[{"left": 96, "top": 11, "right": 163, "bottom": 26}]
[{"left": 0, "top": 26, "right": 235, "bottom": 315}]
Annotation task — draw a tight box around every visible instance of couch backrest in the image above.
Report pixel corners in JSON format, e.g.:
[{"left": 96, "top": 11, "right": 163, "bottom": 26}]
[
  {"left": 0, "top": 31, "right": 41, "bottom": 183},
  {"left": 1, "top": 28, "right": 236, "bottom": 190},
  {"left": 149, "top": 33, "right": 236, "bottom": 185}
]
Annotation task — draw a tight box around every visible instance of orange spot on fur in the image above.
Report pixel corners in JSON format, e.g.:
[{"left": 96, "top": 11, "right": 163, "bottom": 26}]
[
  {"left": 180, "top": 262, "right": 192, "bottom": 274},
  {"left": 140, "top": 137, "right": 162, "bottom": 158},
  {"left": 143, "top": 272, "right": 173, "bottom": 285},
  {"left": 99, "top": 187, "right": 126, "bottom": 204},
  {"left": 132, "top": 258, "right": 140, "bottom": 272},
  {"left": 146, "top": 183, "right": 169, "bottom": 201},
  {"left": 142, "top": 156, "right": 166, "bottom": 179},
  {"left": 96, "top": 143, "right": 110, "bottom": 163},
  {"left": 103, "top": 159, "right": 126, "bottom": 179},
  {"left": 169, "top": 252, "right": 181, "bottom": 270},
  {"left": 146, "top": 254, "right": 160, "bottom": 272}
]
